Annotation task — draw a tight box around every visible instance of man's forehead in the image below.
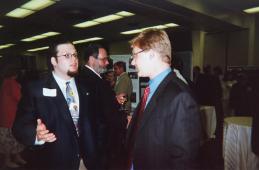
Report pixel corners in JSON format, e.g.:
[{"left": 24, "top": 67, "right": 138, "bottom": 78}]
[{"left": 57, "top": 43, "right": 76, "bottom": 52}]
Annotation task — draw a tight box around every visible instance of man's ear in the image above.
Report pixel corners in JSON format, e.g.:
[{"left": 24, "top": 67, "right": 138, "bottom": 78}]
[
  {"left": 88, "top": 56, "right": 95, "bottom": 64},
  {"left": 148, "top": 49, "right": 155, "bottom": 60},
  {"left": 51, "top": 57, "right": 57, "bottom": 67}
]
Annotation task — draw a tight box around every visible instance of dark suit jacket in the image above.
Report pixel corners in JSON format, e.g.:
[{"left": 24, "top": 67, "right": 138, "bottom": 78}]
[
  {"left": 126, "top": 72, "right": 201, "bottom": 170},
  {"left": 78, "top": 66, "right": 126, "bottom": 167},
  {"left": 12, "top": 73, "right": 96, "bottom": 170}
]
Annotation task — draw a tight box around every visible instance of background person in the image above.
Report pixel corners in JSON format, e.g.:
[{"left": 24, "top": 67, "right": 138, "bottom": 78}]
[
  {"left": 113, "top": 61, "right": 133, "bottom": 115},
  {"left": 79, "top": 44, "right": 126, "bottom": 169},
  {"left": 0, "top": 68, "right": 26, "bottom": 168}
]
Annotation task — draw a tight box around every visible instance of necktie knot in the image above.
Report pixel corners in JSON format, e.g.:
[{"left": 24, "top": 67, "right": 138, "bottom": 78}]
[
  {"left": 140, "top": 86, "right": 150, "bottom": 112},
  {"left": 66, "top": 81, "right": 74, "bottom": 104}
]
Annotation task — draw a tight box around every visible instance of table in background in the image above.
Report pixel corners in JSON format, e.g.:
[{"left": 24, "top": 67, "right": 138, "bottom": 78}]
[
  {"left": 223, "top": 116, "right": 259, "bottom": 170},
  {"left": 200, "top": 105, "right": 217, "bottom": 139}
]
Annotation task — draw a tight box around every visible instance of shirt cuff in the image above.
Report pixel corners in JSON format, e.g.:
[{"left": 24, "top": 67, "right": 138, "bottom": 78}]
[{"left": 35, "top": 137, "right": 45, "bottom": 145}]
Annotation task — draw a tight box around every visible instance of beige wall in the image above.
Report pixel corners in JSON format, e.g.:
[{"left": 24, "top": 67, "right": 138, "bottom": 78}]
[
  {"left": 228, "top": 30, "right": 249, "bottom": 66},
  {"left": 109, "top": 40, "right": 131, "bottom": 55},
  {"left": 203, "top": 29, "right": 249, "bottom": 70}
]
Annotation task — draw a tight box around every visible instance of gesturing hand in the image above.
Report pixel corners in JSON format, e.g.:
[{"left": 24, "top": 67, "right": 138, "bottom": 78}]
[{"left": 36, "top": 119, "right": 57, "bottom": 143}]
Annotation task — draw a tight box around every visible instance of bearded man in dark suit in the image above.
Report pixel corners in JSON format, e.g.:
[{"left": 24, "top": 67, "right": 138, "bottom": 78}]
[
  {"left": 12, "top": 40, "right": 100, "bottom": 170},
  {"left": 78, "top": 44, "right": 126, "bottom": 169},
  {"left": 125, "top": 29, "right": 201, "bottom": 170}
]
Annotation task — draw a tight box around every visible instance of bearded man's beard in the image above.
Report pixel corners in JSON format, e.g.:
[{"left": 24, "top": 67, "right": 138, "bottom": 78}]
[{"left": 67, "top": 70, "right": 78, "bottom": 77}]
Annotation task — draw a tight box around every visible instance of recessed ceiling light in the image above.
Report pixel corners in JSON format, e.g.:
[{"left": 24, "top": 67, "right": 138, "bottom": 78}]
[
  {"left": 121, "top": 23, "right": 179, "bottom": 35},
  {"left": 6, "top": 8, "right": 35, "bottom": 18},
  {"left": 74, "top": 21, "right": 100, "bottom": 28},
  {"left": 121, "top": 29, "right": 143, "bottom": 35},
  {"left": 27, "top": 46, "right": 49, "bottom": 52},
  {"left": 0, "top": 44, "right": 15, "bottom": 50},
  {"left": 93, "top": 14, "right": 123, "bottom": 23},
  {"left": 165, "top": 23, "right": 179, "bottom": 27},
  {"left": 116, "top": 11, "right": 135, "bottom": 17},
  {"left": 41, "top": 32, "right": 60, "bottom": 36},
  {"left": 21, "top": 31, "right": 60, "bottom": 42},
  {"left": 22, "top": 0, "right": 56, "bottom": 11},
  {"left": 243, "top": 6, "right": 259, "bottom": 14},
  {"left": 74, "top": 11, "right": 135, "bottom": 28},
  {"left": 0, "top": 25, "right": 3, "bottom": 28},
  {"left": 73, "top": 37, "right": 103, "bottom": 44},
  {"left": 5, "top": 0, "right": 57, "bottom": 18}
]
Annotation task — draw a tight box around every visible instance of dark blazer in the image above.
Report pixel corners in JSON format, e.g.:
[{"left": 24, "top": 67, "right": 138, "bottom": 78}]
[
  {"left": 78, "top": 66, "right": 125, "bottom": 168},
  {"left": 12, "top": 73, "right": 96, "bottom": 170},
  {"left": 126, "top": 72, "right": 201, "bottom": 170}
]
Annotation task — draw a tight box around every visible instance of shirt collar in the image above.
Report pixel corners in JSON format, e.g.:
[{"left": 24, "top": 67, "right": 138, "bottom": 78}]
[
  {"left": 52, "top": 71, "right": 75, "bottom": 88},
  {"left": 85, "top": 65, "right": 102, "bottom": 79},
  {"left": 117, "top": 72, "right": 127, "bottom": 80},
  {"left": 148, "top": 68, "right": 171, "bottom": 94}
]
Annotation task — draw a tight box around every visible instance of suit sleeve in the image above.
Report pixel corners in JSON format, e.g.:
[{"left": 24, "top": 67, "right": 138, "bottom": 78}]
[
  {"left": 166, "top": 92, "right": 201, "bottom": 169},
  {"left": 12, "top": 82, "right": 37, "bottom": 146}
]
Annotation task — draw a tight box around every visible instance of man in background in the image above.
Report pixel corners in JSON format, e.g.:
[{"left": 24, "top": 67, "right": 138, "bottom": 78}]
[
  {"left": 113, "top": 61, "right": 133, "bottom": 115},
  {"left": 125, "top": 29, "right": 201, "bottom": 170},
  {"left": 79, "top": 44, "right": 126, "bottom": 169}
]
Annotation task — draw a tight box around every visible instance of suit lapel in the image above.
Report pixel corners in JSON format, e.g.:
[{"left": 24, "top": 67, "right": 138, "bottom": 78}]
[
  {"left": 76, "top": 77, "right": 90, "bottom": 118},
  {"left": 46, "top": 74, "right": 78, "bottom": 136},
  {"left": 137, "top": 72, "right": 176, "bottom": 133}
]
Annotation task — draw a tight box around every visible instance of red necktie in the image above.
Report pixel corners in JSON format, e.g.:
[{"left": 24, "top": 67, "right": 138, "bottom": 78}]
[
  {"left": 137, "top": 86, "right": 150, "bottom": 126},
  {"left": 127, "top": 86, "right": 150, "bottom": 169}
]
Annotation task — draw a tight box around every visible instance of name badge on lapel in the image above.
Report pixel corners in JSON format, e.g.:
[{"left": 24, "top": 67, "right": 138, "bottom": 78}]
[{"left": 43, "top": 88, "right": 57, "bottom": 97}]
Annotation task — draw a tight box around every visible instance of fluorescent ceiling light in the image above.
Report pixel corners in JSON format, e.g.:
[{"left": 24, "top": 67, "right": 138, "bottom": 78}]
[
  {"left": 243, "top": 6, "right": 259, "bottom": 14},
  {"left": 165, "top": 23, "right": 179, "bottom": 27},
  {"left": 5, "top": 0, "right": 56, "bottom": 18},
  {"left": 21, "top": 31, "right": 60, "bottom": 42},
  {"left": 22, "top": 38, "right": 37, "bottom": 42},
  {"left": 93, "top": 14, "right": 123, "bottom": 23},
  {"left": 74, "top": 11, "right": 135, "bottom": 28},
  {"left": 73, "top": 37, "right": 103, "bottom": 44},
  {"left": 74, "top": 21, "right": 100, "bottom": 28},
  {"left": 27, "top": 46, "right": 49, "bottom": 52},
  {"left": 22, "top": 0, "right": 56, "bottom": 11},
  {"left": 116, "top": 11, "right": 135, "bottom": 17},
  {"left": 121, "top": 23, "right": 179, "bottom": 35},
  {"left": 121, "top": 29, "right": 143, "bottom": 35},
  {"left": 0, "top": 44, "right": 15, "bottom": 50},
  {"left": 32, "top": 35, "right": 47, "bottom": 39},
  {"left": 41, "top": 31, "right": 60, "bottom": 36},
  {"left": 148, "top": 25, "right": 168, "bottom": 29},
  {"left": 6, "top": 8, "right": 35, "bottom": 18}
]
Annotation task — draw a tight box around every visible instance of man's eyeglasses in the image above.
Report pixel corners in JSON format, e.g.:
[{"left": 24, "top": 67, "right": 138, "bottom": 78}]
[
  {"left": 57, "top": 53, "right": 78, "bottom": 59},
  {"left": 131, "top": 49, "right": 145, "bottom": 59}
]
